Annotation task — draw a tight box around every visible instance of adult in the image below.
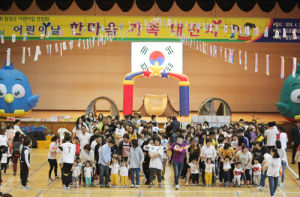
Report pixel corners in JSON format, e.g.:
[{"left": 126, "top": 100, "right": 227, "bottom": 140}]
[
  {"left": 59, "top": 135, "right": 76, "bottom": 190},
  {"left": 80, "top": 144, "right": 95, "bottom": 187},
  {"left": 115, "top": 122, "right": 125, "bottom": 144},
  {"left": 200, "top": 138, "right": 217, "bottom": 186},
  {"left": 5, "top": 124, "right": 15, "bottom": 148},
  {"left": 118, "top": 134, "right": 131, "bottom": 161},
  {"left": 169, "top": 129, "right": 181, "bottom": 165},
  {"left": 185, "top": 138, "right": 201, "bottom": 186},
  {"left": 91, "top": 134, "right": 99, "bottom": 152},
  {"left": 72, "top": 117, "right": 88, "bottom": 138},
  {"left": 48, "top": 135, "right": 60, "bottom": 181},
  {"left": 237, "top": 129, "right": 249, "bottom": 148},
  {"left": 106, "top": 116, "right": 116, "bottom": 135},
  {"left": 13, "top": 120, "right": 26, "bottom": 136},
  {"left": 264, "top": 122, "right": 279, "bottom": 151},
  {"left": 263, "top": 148, "right": 281, "bottom": 197},
  {"left": 128, "top": 139, "right": 144, "bottom": 188},
  {"left": 168, "top": 134, "right": 187, "bottom": 190},
  {"left": 204, "top": 130, "right": 219, "bottom": 148},
  {"left": 164, "top": 116, "right": 172, "bottom": 140},
  {"left": 252, "top": 142, "right": 263, "bottom": 165},
  {"left": 258, "top": 146, "right": 271, "bottom": 191},
  {"left": 97, "top": 113, "right": 104, "bottom": 122},
  {"left": 78, "top": 126, "right": 91, "bottom": 150},
  {"left": 255, "top": 127, "right": 264, "bottom": 143},
  {"left": 89, "top": 129, "right": 99, "bottom": 146},
  {"left": 170, "top": 117, "right": 180, "bottom": 135},
  {"left": 275, "top": 140, "right": 288, "bottom": 186},
  {"left": 99, "top": 139, "right": 115, "bottom": 188},
  {"left": 276, "top": 126, "right": 288, "bottom": 151},
  {"left": 86, "top": 112, "right": 95, "bottom": 123},
  {"left": 219, "top": 143, "right": 235, "bottom": 186},
  {"left": 235, "top": 136, "right": 245, "bottom": 153},
  {"left": 0, "top": 129, "right": 9, "bottom": 151},
  {"left": 291, "top": 120, "right": 300, "bottom": 164},
  {"left": 141, "top": 133, "right": 153, "bottom": 185},
  {"left": 128, "top": 126, "right": 137, "bottom": 142},
  {"left": 20, "top": 138, "right": 31, "bottom": 190},
  {"left": 122, "top": 115, "right": 132, "bottom": 129},
  {"left": 94, "top": 136, "right": 103, "bottom": 184},
  {"left": 10, "top": 131, "right": 22, "bottom": 176},
  {"left": 235, "top": 145, "right": 252, "bottom": 186}
]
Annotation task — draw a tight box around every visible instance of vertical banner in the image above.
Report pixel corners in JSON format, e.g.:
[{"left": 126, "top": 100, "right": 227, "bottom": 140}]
[
  {"left": 83, "top": 39, "right": 86, "bottom": 50},
  {"left": 255, "top": 53, "right": 258, "bottom": 72},
  {"left": 46, "top": 44, "right": 49, "bottom": 53},
  {"left": 34, "top": 45, "right": 41, "bottom": 61},
  {"left": 220, "top": 47, "right": 222, "bottom": 59},
  {"left": 239, "top": 50, "right": 242, "bottom": 65},
  {"left": 244, "top": 51, "right": 247, "bottom": 70},
  {"left": 49, "top": 44, "right": 52, "bottom": 57},
  {"left": 266, "top": 54, "right": 269, "bottom": 75},
  {"left": 293, "top": 57, "right": 297, "bottom": 77},
  {"left": 60, "top": 43, "right": 62, "bottom": 57},
  {"left": 196, "top": 40, "right": 198, "bottom": 50},
  {"left": 224, "top": 48, "right": 227, "bottom": 62},
  {"left": 77, "top": 39, "right": 81, "bottom": 49},
  {"left": 12, "top": 34, "right": 16, "bottom": 43},
  {"left": 27, "top": 47, "right": 31, "bottom": 57},
  {"left": 213, "top": 45, "right": 217, "bottom": 58},
  {"left": 210, "top": 44, "right": 212, "bottom": 56},
  {"left": 264, "top": 27, "right": 268, "bottom": 37},
  {"left": 280, "top": 56, "right": 284, "bottom": 79},
  {"left": 22, "top": 47, "right": 25, "bottom": 64},
  {"left": 207, "top": 43, "right": 209, "bottom": 55},
  {"left": 6, "top": 48, "right": 11, "bottom": 65},
  {"left": 228, "top": 49, "right": 232, "bottom": 63},
  {"left": 199, "top": 41, "right": 202, "bottom": 52},
  {"left": 231, "top": 49, "right": 234, "bottom": 63}
]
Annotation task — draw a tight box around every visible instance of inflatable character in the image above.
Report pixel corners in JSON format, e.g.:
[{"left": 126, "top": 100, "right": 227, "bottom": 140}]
[
  {"left": 276, "top": 64, "right": 300, "bottom": 122},
  {"left": 0, "top": 62, "right": 39, "bottom": 118}
]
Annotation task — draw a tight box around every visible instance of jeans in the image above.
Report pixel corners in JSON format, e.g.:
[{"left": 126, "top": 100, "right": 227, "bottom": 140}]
[
  {"left": 261, "top": 169, "right": 267, "bottom": 187},
  {"left": 130, "top": 168, "right": 140, "bottom": 185},
  {"left": 281, "top": 161, "right": 287, "bottom": 183},
  {"left": 268, "top": 176, "right": 279, "bottom": 196},
  {"left": 173, "top": 161, "right": 184, "bottom": 185},
  {"left": 99, "top": 164, "right": 109, "bottom": 185}
]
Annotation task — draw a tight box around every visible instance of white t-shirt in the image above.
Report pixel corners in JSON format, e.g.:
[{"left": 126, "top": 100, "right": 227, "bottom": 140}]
[
  {"left": 263, "top": 153, "right": 272, "bottom": 164},
  {"left": 266, "top": 157, "right": 281, "bottom": 177},
  {"left": 120, "top": 165, "right": 129, "bottom": 176},
  {"left": 205, "top": 163, "right": 215, "bottom": 172},
  {"left": 0, "top": 135, "right": 8, "bottom": 146},
  {"left": 14, "top": 125, "right": 24, "bottom": 135},
  {"left": 233, "top": 167, "right": 243, "bottom": 178},
  {"left": 200, "top": 145, "right": 217, "bottom": 162},
  {"left": 91, "top": 140, "right": 97, "bottom": 152},
  {"left": 115, "top": 128, "right": 125, "bottom": 142},
  {"left": 145, "top": 145, "right": 164, "bottom": 170},
  {"left": 231, "top": 140, "right": 238, "bottom": 149},
  {"left": 72, "top": 123, "right": 88, "bottom": 137},
  {"left": 78, "top": 133, "right": 91, "bottom": 150},
  {"left": 72, "top": 166, "right": 80, "bottom": 177},
  {"left": 84, "top": 166, "right": 92, "bottom": 178},
  {"left": 236, "top": 151, "right": 252, "bottom": 169},
  {"left": 252, "top": 163, "right": 261, "bottom": 175},
  {"left": 223, "top": 160, "right": 232, "bottom": 170},
  {"left": 277, "top": 147, "right": 288, "bottom": 164},
  {"left": 265, "top": 127, "right": 279, "bottom": 146},
  {"left": 48, "top": 142, "right": 58, "bottom": 159},
  {"left": 1, "top": 153, "right": 11, "bottom": 163},
  {"left": 60, "top": 142, "right": 76, "bottom": 163},
  {"left": 109, "top": 163, "right": 119, "bottom": 175},
  {"left": 277, "top": 133, "right": 288, "bottom": 149},
  {"left": 189, "top": 163, "right": 199, "bottom": 174}
]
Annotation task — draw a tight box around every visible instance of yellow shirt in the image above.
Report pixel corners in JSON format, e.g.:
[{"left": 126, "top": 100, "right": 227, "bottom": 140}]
[
  {"left": 129, "top": 132, "right": 137, "bottom": 142},
  {"left": 97, "top": 122, "right": 103, "bottom": 131},
  {"left": 204, "top": 139, "right": 218, "bottom": 148},
  {"left": 220, "top": 147, "right": 235, "bottom": 159},
  {"left": 256, "top": 135, "right": 264, "bottom": 142}
]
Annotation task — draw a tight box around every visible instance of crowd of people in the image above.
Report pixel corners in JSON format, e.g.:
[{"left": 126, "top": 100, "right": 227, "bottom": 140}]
[{"left": 0, "top": 114, "right": 300, "bottom": 197}]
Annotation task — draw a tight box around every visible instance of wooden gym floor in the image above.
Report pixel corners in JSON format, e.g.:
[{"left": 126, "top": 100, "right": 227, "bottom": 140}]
[{"left": 0, "top": 149, "right": 299, "bottom": 197}]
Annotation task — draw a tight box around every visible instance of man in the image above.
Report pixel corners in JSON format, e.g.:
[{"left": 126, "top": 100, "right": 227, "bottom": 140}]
[
  {"left": 170, "top": 116, "right": 180, "bottom": 134},
  {"left": 291, "top": 120, "right": 300, "bottom": 164},
  {"left": 122, "top": 115, "right": 132, "bottom": 129},
  {"left": 59, "top": 134, "right": 76, "bottom": 191},
  {"left": 264, "top": 121, "right": 279, "bottom": 151},
  {"left": 237, "top": 129, "right": 249, "bottom": 148},
  {"left": 251, "top": 142, "right": 262, "bottom": 164},
  {"left": 141, "top": 132, "right": 152, "bottom": 184},
  {"left": 106, "top": 116, "right": 116, "bottom": 134},
  {"left": 78, "top": 126, "right": 91, "bottom": 150},
  {"left": 99, "top": 139, "right": 115, "bottom": 188}
]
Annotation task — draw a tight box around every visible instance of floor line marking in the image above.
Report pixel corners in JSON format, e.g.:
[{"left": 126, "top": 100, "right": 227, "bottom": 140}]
[
  {"left": 290, "top": 176, "right": 300, "bottom": 187},
  {"left": 35, "top": 190, "right": 43, "bottom": 197},
  {"left": 139, "top": 191, "right": 142, "bottom": 197},
  {"left": 47, "top": 172, "right": 62, "bottom": 186},
  {"left": 2, "top": 178, "right": 14, "bottom": 186},
  {"left": 287, "top": 165, "right": 299, "bottom": 178},
  {"left": 278, "top": 186, "right": 287, "bottom": 197},
  {"left": 17, "top": 161, "right": 48, "bottom": 186},
  {"left": 7, "top": 189, "right": 13, "bottom": 193},
  {"left": 237, "top": 192, "right": 240, "bottom": 197}
]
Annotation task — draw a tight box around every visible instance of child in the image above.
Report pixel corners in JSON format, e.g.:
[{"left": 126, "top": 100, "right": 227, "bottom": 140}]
[
  {"left": 109, "top": 157, "right": 119, "bottom": 188},
  {"left": 252, "top": 157, "right": 261, "bottom": 187},
  {"left": 74, "top": 137, "right": 80, "bottom": 157},
  {"left": 233, "top": 162, "right": 243, "bottom": 188},
  {"left": 120, "top": 159, "right": 129, "bottom": 188},
  {"left": 20, "top": 138, "right": 31, "bottom": 190},
  {"left": 72, "top": 161, "right": 80, "bottom": 188},
  {"left": 231, "top": 134, "right": 238, "bottom": 150},
  {"left": 189, "top": 159, "right": 200, "bottom": 186},
  {"left": 294, "top": 145, "right": 300, "bottom": 180},
  {"left": 221, "top": 156, "right": 234, "bottom": 187},
  {"left": 204, "top": 158, "right": 215, "bottom": 186},
  {"left": 76, "top": 157, "right": 82, "bottom": 185},
  {"left": 1, "top": 148, "right": 11, "bottom": 174},
  {"left": 83, "top": 161, "right": 93, "bottom": 187}
]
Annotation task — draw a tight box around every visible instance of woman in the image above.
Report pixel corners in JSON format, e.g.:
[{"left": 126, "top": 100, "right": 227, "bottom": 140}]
[
  {"left": 80, "top": 144, "right": 95, "bottom": 187},
  {"left": 145, "top": 137, "right": 164, "bottom": 188},
  {"left": 235, "top": 145, "right": 252, "bottom": 187},
  {"left": 0, "top": 129, "right": 9, "bottom": 151},
  {"left": 128, "top": 139, "right": 144, "bottom": 188},
  {"left": 10, "top": 131, "right": 22, "bottom": 175},
  {"left": 164, "top": 116, "right": 172, "bottom": 140},
  {"left": 219, "top": 143, "right": 235, "bottom": 186},
  {"left": 185, "top": 138, "right": 201, "bottom": 186},
  {"left": 168, "top": 134, "right": 187, "bottom": 190},
  {"left": 275, "top": 140, "right": 288, "bottom": 186},
  {"left": 128, "top": 126, "right": 137, "bottom": 142},
  {"left": 48, "top": 135, "right": 60, "bottom": 181},
  {"left": 235, "top": 136, "right": 245, "bottom": 153},
  {"left": 263, "top": 148, "right": 281, "bottom": 197},
  {"left": 115, "top": 122, "right": 125, "bottom": 144},
  {"left": 87, "top": 112, "right": 95, "bottom": 123},
  {"left": 258, "top": 146, "right": 271, "bottom": 191},
  {"left": 200, "top": 138, "right": 217, "bottom": 186},
  {"left": 97, "top": 113, "right": 104, "bottom": 122},
  {"left": 94, "top": 137, "right": 103, "bottom": 184},
  {"left": 72, "top": 117, "right": 88, "bottom": 138}
]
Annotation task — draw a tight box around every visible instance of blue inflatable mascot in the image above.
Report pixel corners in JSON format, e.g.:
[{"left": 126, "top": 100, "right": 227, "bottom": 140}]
[{"left": 0, "top": 62, "right": 39, "bottom": 118}]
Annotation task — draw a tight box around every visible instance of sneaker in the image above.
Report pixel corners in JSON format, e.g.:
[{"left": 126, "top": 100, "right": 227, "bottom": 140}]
[
  {"left": 85, "top": 184, "right": 88, "bottom": 188},
  {"left": 131, "top": 184, "right": 135, "bottom": 188},
  {"left": 159, "top": 183, "right": 162, "bottom": 188},
  {"left": 185, "top": 182, "right": 188, "bottom": 186},
  {"left": 79, "top": 182, "right": 82, "bottom": 185},
  {"left": 100, "top": 184, "right": 104, "bottom": 188},
  {"left": 216, "top": 175, "right": 219, "bottom": 179},
  {"left": 54, "top": 176, "right": 61, "bottom": 179},
  {"left": 21, "top": 185, "right": 27, "bottom": 190},
  {"left": 83, "top": 183, "right": 86, "bottom": 187},
  {"left": 125, "top": 185, "right": 128, "bottom": 188},
  {"left": 91, "top": 182, "right": 96, "bottom": 187},
  {"left": 149, "top": 184, "right": 153, "bottom": 188},
  {"left": 62, "top": 186, "right": 68, "bottom": 190},
  {"left": 279, "top": 182, "right": 284, "bottom": 186},
  {"left": 208, "top": 184, "right": 211, "bottom": 187},
  {"left": 233, "top": 184, "right": 236, "bottom": 187},
  {"left": 162, "top": 176, "right": 165, "bottom": 180},
  {"left": 48, "top": 177, "right": 53, "bottom": 181},
  {"left": 227, "top": 183, "right": 230, "bottom": 186},
  {"left": 258, "top": 187, "right": 264, "bottom": 191},
  {"left": 121, "top": 185, "right": 123, "bottom": 188},
  {"left": 247, "top": 184, "right": 250, "bottom": 188},
  {"left": 13, "top": 172, "right": 16, "bottom": 176},
  {"left": 197, "top": 183, "right": 201, "bottom": 186},
  {"left": 3, "top": 173, "right": 6, "bottom": 175},
  {"left": 66, "top": 187, "right": 70, "bottom": 191},
  {"left": 27, "top": 180, "right": 30, "bottom": 183},
  {"left": 97, "top": 182, "right": 100, "bottom": 185},
  {"left": 223, "top": 184, "right": 226, "bottom": 187},
  {"left": 105, "top": 184, "right": 110, "bottom": 188},
  {"left": 175, "top": 184, "right": 180, "bottom": 190},
  {"left": 219, "top": 183, "right": 223, "bottom": 187},
  {"left": 291, "top": 161, "right": 295, "bottom": 164},
  {"left": 192, "top": 183, "right": 195, "bottom": 186},
  {"left": 145, "top": 181, "right": 150, "bottom": 185},
  {"left": 136, "top": 185, "right": 139, "bottom": 188},
  {"left": 238, "top": 185, "right": 242, "bottom": 188}
]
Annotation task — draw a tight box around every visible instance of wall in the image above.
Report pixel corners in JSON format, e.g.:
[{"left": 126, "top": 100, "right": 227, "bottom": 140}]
[{"left": 0, "top": 2, "right": 300, "bottom": 112}]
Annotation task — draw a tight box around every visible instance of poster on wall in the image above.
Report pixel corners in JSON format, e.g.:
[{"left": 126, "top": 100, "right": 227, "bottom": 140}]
[{"left": 131, "top": 42, "right": 183, "bottom": 74}]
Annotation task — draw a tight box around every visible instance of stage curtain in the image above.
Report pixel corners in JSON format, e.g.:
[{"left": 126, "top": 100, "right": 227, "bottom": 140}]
[
  {"left": 136, "top": 0, "right": 155, "bottom": 12},
  {"left": 196, "top": 0, "right": 215, "bottom": 11},
  {"left": 236, "top": 0, "right": 256, "bottom": 12},
  {"left": 14, "top": 0, "right": 33, "bottom": 11},
  {"left": 0, "top": 0, "right": 13, "bottom": 11},
  {"left": 36, "top": 0, "right": 54, "bottom": 11},
  {"left": 117, "top": 0, "right": 134, "bottom": 12},
  {"left": 257, "top": 0, "right": 277, "bottom": 12},
  {"left": 175, "top": 0, "right": 195, "bottom": 12},
  {"left": 96, "top": 0, "right": 115, "bottom": 11},
  {"left": 55, "top": 0, "right": 73, "bottom": 11},
  {"left": 216, "top": 0, "right": 235, "bottom": 12},
  {"left": 156, "top": 0, "right": 174, "bottom": 12},
  {"left": 278, "top": 0, "right": 296, "bottom": 13},
  {"left": 75, "top": 0, "right": 94, "bottom": 11}
]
